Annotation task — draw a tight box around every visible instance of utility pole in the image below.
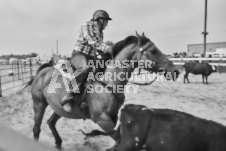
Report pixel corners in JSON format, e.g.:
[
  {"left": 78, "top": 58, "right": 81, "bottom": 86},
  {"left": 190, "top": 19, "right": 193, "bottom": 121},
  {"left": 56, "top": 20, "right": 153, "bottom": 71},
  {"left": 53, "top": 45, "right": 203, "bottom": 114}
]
[
  {"left": 52, "top": 47, "right": 54, "bottom": 55},
  {"left": 56, "top": 40, "right": 59, "bottom": 55},
  {"left": 202, "top": 0, "right": 208, "bottom": 57}
]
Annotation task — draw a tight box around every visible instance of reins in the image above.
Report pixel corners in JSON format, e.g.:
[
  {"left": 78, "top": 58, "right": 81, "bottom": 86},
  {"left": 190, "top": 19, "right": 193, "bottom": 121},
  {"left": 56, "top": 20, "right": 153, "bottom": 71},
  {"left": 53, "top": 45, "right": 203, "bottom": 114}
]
[
  {"left": 81, "top": 36, "right": 149, "bottom": 100},
  {"left": 136, "top": 37, "right": 147, "bottom": 75}
]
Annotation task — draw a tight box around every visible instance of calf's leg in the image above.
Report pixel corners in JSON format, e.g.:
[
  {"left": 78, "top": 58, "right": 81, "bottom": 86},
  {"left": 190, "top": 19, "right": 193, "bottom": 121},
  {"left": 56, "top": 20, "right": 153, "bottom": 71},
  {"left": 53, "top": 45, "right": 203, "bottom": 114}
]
[
  {"left": 184, "top": 72, "right": 189, "bottom": 83},
  {"left": 202, "top": 74, "right": 205, "bottom": 84}
]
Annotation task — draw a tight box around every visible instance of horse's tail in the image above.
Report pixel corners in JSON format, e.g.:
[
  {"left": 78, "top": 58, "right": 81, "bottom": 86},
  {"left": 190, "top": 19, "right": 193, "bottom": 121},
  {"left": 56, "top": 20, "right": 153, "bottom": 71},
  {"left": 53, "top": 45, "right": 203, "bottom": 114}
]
[
  {"left": 22, "top": 61, "right": 54, "bottom": 89},
  {"left": 36, "top": 60, "right": 54, "bottom": 74},
  {"left": 23, "top": 78, "right": 34, "bottom": 88}
]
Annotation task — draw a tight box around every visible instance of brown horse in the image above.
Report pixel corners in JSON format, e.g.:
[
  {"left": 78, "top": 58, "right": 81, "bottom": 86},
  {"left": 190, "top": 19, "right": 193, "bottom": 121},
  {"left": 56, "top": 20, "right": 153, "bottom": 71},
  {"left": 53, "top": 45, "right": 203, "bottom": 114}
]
[{"left": 28, "top": 32, "right": 179, "bottom": 148}]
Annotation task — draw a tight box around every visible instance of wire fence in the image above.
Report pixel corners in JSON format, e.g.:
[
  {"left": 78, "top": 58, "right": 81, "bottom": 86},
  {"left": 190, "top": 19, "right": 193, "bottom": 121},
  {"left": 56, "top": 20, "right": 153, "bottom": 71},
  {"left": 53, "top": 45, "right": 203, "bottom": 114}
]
[
  {"left": 0, "top": 60, "right": 49, "bottom": 97},
  {"left": 1, "top": 57, "right": 226, "bottom": 97},
  {"left": 170, "top": 57, "right": 226, "bottom": 73}
]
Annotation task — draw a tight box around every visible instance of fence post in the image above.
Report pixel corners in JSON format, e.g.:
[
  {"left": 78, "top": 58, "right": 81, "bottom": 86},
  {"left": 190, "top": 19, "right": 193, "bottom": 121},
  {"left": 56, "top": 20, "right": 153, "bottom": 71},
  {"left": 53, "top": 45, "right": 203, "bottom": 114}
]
[
  {"left": 0, "top": 76, "right": 2, "bottom": 97},
  {"left": 11, "top": 62, "right": 15, "bottom": 87},
  {"left": 30, "top": 59, "right": 33, "bottom": 80},
  {"left": 17, "top": 59, "right": 20, "bottom": 80},
  {"left": 219, "top": 58, "right": 222, "bottom": 73},
  {"left": 21, "top": 61, "right": 24, "bottom": 84}
]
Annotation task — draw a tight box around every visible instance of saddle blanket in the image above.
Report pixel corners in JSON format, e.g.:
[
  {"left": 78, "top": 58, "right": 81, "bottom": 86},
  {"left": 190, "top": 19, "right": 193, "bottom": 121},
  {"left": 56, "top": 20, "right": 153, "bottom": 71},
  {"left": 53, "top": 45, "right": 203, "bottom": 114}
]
[{"left": 54, "top": 60, "right": 74, "bottom": 79}]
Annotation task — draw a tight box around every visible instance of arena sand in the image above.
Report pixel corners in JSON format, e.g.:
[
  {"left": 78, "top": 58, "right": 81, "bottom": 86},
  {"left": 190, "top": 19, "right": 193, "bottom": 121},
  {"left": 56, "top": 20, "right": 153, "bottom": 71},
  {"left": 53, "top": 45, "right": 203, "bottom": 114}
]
[{"left": 0, "top": 71, "right": 226, "bottom": 151}]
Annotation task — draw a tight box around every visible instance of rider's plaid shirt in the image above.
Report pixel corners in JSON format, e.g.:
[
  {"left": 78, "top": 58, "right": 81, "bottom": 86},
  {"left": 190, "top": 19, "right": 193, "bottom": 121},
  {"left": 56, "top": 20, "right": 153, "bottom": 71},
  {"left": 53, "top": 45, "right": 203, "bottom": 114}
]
[{"left": 73, "top": 21, "right": 110, "bottom": 57}]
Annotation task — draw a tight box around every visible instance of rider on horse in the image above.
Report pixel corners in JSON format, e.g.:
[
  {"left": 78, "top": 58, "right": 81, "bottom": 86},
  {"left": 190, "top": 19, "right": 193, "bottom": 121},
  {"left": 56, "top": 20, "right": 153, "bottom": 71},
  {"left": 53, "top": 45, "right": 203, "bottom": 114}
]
[{"left": 61, "top": 10, "right": 113, "bottom": 112}]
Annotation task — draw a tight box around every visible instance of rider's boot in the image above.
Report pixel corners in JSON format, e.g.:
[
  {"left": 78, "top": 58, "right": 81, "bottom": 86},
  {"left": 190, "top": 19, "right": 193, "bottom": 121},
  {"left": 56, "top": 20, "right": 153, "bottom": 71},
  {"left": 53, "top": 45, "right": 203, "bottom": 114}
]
[
  {"left": 61, "top": 91, "right": 88, "bottom": 118},
  {"left": 61, "top": 65, "right": 89, "bottom": 114},
  {"left": 61, "top": 77, "right": 79, "bottom": 112}
]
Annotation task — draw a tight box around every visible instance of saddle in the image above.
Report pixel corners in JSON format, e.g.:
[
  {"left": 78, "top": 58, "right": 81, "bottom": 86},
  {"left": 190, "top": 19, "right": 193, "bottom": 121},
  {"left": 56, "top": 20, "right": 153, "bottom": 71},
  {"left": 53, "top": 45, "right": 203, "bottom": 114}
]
[
  {"left": 54, "top": 59, "right": 75, "bottom": 79},
  {"left": 54, "top": 56, "right": 123, "bottom": 120},
  {"left": 54, "top": 59, "right": 94, "bottom": 119}
]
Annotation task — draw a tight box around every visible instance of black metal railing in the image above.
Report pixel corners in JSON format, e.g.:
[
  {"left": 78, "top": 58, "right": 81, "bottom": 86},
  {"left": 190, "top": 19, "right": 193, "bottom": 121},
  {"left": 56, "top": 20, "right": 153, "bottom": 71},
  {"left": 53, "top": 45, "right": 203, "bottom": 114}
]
[{"left": 0, "top": 60, "right": 49, "bottom": 97}]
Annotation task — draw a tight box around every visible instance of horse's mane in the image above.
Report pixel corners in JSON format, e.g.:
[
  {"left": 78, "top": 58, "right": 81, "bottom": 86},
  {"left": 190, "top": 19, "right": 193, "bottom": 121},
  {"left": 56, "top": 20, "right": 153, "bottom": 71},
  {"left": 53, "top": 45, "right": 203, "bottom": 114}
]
[
  {"left": 112, "top": 35, "right": 150, "bottom": 57},
  {"left": 97, "top": 35, "right": 150, "bottom": 74},
  {"left": 112, "top": 36, "right": 137, "bottom": 57}
]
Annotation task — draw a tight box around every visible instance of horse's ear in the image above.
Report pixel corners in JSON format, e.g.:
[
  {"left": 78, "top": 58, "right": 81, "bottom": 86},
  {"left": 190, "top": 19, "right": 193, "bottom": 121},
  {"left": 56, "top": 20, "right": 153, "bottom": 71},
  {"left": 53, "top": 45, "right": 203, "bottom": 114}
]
[
  {"left": 136, "top": 31, "right": 141, "bottom": 38},
  {"left": 142, "top": 32, "right": 147, "bottom": 38}
]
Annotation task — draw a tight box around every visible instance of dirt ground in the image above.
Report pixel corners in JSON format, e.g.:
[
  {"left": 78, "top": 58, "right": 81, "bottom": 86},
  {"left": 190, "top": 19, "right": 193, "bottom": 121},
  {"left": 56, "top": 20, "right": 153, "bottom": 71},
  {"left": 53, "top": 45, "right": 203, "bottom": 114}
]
[{"left": 0, "top": 71, "right": 226, "bottom": 151}]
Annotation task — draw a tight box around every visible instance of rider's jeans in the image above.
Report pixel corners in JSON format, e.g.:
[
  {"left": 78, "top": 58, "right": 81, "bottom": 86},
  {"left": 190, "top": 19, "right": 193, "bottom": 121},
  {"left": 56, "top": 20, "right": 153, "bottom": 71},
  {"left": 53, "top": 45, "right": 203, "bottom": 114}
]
[{"left": 68, "top": 52, "right": 89, "bottom": 93}]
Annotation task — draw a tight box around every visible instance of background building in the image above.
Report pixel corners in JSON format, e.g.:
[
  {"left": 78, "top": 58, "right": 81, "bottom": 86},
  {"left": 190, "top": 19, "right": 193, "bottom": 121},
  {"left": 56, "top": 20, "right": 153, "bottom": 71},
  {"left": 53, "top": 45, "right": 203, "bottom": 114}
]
[{"left": 187, "top": 42, "right": 226, "bottom": 57}]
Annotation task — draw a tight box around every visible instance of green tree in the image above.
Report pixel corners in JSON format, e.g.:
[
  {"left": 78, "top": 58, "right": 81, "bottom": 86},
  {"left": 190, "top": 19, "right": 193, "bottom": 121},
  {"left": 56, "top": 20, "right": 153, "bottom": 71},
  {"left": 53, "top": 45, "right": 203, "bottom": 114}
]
[{"left": 30, "top": 52, "right": 38, "bottom": 57}]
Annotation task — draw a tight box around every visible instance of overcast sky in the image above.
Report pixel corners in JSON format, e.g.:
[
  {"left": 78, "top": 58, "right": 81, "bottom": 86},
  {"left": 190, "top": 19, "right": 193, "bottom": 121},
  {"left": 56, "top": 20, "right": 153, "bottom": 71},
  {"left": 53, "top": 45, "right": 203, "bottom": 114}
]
[{"left": 0, "top": 0, "right": 225, "bottom": 56}]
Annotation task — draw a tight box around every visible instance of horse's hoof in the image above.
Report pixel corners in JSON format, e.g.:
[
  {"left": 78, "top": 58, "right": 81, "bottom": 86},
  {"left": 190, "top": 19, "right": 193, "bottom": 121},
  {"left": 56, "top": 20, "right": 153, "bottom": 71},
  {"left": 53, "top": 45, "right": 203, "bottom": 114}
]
[
  {"left": 55, "top": 145, "right": 62, "bottom": 150},
  {"left": 106, "top": 143, "right": 118, "bottom": 151}
]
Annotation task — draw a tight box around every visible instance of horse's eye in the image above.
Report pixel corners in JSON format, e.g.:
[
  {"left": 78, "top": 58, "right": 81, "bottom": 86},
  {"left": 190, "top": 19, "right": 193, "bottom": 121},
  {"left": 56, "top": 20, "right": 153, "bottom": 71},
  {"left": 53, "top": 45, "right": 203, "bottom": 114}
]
[{"left": 151, "top": 46, "right": 157, "bottom": 54}]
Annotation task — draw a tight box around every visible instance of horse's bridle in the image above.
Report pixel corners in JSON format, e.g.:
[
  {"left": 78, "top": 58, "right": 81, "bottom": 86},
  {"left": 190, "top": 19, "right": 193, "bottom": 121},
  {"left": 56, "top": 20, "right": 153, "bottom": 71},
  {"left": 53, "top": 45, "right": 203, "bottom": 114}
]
[
  {"left": 136, "top": 38, "right": 152, "bottom": 74},
  {"left": 137, "top": 38, "right": 152, "bottom": 61}
]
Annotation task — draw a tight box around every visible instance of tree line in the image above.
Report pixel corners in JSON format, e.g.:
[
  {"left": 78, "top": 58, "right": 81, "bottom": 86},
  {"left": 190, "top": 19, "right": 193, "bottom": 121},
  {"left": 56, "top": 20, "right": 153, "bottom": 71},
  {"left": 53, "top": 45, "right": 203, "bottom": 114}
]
[{"left": 0, "top": 53, "right": 38, "bottom": 60}]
